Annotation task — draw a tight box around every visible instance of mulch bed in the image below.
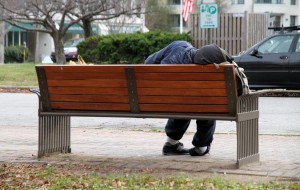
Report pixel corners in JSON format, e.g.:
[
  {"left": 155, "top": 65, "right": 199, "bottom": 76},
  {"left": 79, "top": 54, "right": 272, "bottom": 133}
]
[{"left": 0, "top": 87, "right": 32, "bottom": 93}]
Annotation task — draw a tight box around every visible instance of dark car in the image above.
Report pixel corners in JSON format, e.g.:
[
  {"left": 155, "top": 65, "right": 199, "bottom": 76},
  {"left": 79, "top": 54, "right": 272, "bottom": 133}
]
[
  {"left": 51, "top": 38, "right": 84, "bottom": 62},
  {"left": 233, "top": 26, "right": 300, "bottom": 90}
]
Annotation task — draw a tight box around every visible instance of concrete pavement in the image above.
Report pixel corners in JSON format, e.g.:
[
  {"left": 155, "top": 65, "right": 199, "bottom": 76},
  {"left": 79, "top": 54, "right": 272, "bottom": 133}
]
[{"left": 0, "top": 125, "right": 299, "bottom": 181}]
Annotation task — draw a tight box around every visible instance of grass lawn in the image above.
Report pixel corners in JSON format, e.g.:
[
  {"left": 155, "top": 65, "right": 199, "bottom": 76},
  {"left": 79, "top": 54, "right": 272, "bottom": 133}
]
[{"left": 0, "top": 63, "right": 38, "bottom": 87}]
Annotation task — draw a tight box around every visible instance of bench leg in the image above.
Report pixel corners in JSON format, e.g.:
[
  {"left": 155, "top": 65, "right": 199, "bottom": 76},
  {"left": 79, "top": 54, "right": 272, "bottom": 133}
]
[
  {"left": 236, "top": 94, "right": 260, "bottom": 168},
  {"left": 38, "top": 115, "right": 71, "bottom": 158},
  {"left": 236, "top": 120, "right": 259, "bottom": 168}
]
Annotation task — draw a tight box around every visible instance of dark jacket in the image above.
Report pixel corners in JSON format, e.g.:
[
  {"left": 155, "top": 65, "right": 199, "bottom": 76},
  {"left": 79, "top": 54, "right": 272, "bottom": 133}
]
[
  {"left": 144, "top": 41, "right": 197, "bottom": 64},
  {"left": 144, "top": 41, "right": 231, "bottom": 65}
]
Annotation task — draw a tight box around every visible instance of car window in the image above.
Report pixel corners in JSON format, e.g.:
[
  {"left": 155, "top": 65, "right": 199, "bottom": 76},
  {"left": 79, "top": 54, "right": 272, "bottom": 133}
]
[
  {"left": 64, "top": 39, "right": 83, "bottom": 47},
  {"left": 257, "top": 35, "right": 294, "bottom": 54},
  {"left": 296, "top": 37, "right": 300, "bottom": 53}
]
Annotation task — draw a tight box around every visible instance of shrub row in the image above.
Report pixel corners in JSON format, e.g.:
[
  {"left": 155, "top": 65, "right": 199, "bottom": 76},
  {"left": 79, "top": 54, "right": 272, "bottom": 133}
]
[
  {"left": 5, "top": 46, "right": 29, "bottom": 63},
  {"left": 77, "top": 30, "right": 192, "bottom": 64}
]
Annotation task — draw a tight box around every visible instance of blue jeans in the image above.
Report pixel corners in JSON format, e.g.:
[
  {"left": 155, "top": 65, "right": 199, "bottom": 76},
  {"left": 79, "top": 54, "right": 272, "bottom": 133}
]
[{"left": 165, "top": 119, "right": 216, "bottom": 147}]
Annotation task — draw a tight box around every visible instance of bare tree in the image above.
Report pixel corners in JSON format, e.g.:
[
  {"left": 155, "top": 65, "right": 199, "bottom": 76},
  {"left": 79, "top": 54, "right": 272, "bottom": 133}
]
[
  {"left": 0, "top": 0, "right": 146, "bottom": 63},
  {"left": 144, "top": 0, "right": 172, "bottom": 32},
  {"left": 69, "top": 0, "right": 146, "bottom": 38},
  {"left": 0, "top": 0, "right": 84, "bottom": 64}
]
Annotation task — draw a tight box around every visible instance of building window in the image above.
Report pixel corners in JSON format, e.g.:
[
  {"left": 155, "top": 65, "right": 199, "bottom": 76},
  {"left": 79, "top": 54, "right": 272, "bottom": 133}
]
[
  {"left": 168, "top": 0, "right": 181, "bottom": 5},
  {"left": 291, "top": 0, "right": 297, "bottom": 5},
  {"left": 290, "top": 16, "right": 297, "bottom": 26},
  {"left": 14, "top": 32, "right": 19, "bottom": 45},
  {"left": 255, "top": 0, "right": 283, "bottom": 3},
  {"left": 169, "top": 14, "right": 180, "bottom": 27},
  {"left": 168, "top": 14, "right": 187, "bottom": 27},
  {"left": 5, "top": 31, "right": 27, "bottom": 47},
  {"left": 7, "top": 32, "right": 13, "bottom": 46},
  {"left": 21, "top": 32, "right": 27, "bottom": 45},
  {"left": 269, "top": 15, "right": 281, "bottom": 27},
  {"left": 232, "top": 0, "right": 245, "bottom": 4}
]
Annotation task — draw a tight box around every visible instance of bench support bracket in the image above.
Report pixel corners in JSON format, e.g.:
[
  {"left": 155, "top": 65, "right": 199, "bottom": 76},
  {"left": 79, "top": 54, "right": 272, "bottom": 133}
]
[{"left": 38, "top": 115, "right": 71, "bottom": 158}]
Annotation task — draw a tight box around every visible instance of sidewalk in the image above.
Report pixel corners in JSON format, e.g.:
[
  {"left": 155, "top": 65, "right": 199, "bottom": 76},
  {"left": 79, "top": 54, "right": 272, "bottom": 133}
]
[{"left": 0, "top": 125, "right": 299, "bottom": 181}]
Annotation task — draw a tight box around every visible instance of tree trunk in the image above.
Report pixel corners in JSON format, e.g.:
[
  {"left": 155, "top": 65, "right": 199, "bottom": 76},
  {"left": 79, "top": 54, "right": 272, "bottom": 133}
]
[
  {"left": 52, "top": 34, "right": 66, "bottom": 64},
  {"left": 0, "top": 22, "right": 5, "bottom": 64},
  {"left": 34, "top": 31, "right": 40, "bottom": 63},
  {"left": 82, "top": 18, "right": 93, "bottom": 38}
]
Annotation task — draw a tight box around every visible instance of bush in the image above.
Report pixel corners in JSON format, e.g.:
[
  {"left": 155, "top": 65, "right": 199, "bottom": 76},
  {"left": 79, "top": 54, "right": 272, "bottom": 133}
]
[
  {"left": 77, "top": 31, "right": 192, "bottom": 64},
  {"left": 4, "top": 46, "right": 29, "bottom": 63},
  {"left": 77, "top": 36, "right": 99, "bottom": 63}
]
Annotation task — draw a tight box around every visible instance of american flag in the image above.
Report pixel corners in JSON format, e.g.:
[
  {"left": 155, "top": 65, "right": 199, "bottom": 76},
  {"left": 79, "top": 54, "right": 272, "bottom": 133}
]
[{"left": 182, "top": 0, "right": 194, "bottom": 22}]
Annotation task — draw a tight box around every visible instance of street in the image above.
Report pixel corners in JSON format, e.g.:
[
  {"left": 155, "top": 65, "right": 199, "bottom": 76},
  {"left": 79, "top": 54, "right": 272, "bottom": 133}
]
[{"left": 0, "top": 93, "right": 299, "bottom": 135}]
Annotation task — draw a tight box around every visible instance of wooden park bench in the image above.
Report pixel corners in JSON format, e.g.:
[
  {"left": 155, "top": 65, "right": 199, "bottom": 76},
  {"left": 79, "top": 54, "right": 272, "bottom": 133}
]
[{"left": 32, "top": 64, "right": 262, "bottom": 168}]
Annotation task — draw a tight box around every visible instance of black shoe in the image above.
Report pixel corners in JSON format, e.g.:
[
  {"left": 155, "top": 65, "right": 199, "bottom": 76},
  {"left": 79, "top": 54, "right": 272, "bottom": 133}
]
[
  {"left": 162, "top": 142, "right": 189, "bottom": 155},
  {"left": 189, "top": 145, "right": 210, "bottom": 156}
]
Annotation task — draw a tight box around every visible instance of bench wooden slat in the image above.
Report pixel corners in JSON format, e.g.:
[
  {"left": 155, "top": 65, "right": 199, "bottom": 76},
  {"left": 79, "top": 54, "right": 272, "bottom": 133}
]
[
  {"left": 50, "top": 103, "right": 228, "bottom": 113},
  {"left": 138, "top": 96, "right": 228, "bottom": 105},
  {"left": 51, "top": 102, "right": 130, "bottom": 111},
  {"left": 47, "top": 79, "right": 127, "bottom": 87},
  {"left": 136, "top": 81, "right": 226, "bottom": 89},
  {"left": 48, "top": 87, "right": 128, "bottom": 95},
  {"left": 139, "top": 104, "right": 228, "bottom": 113},
  {"left": 50, "top": 95, "right": 129, "bottom": 103},
  {"left": 42, "top": 64, "right": 223, "bottom": 73},
  {"left": 45, "top": 73, "right": 126, "bottom": 80},
  {"left": 135, "top": 73, "right": 225, "bottom": 81},
  {"left": 44, "top": 65, "right": 126, "bottom": 73},
  {"left": 134, "top": 64, "right": 224, "bottom": 73},
  {"left": 137, "top": 88, "right": 227, "bottom": 96}
]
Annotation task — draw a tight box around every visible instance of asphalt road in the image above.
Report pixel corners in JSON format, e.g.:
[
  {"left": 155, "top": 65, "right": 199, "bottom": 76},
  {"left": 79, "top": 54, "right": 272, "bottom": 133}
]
[{"left": 0, "top": 93, "right": 299, "bottom": 135}]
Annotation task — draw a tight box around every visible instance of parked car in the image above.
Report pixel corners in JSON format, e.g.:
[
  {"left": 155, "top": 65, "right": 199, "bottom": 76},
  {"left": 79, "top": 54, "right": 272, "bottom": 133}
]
[
  {"left": 50, "top": 38, "right": 84, "bottom": 62},
  {"left": 233, "top": 26, "right": 300, "bottom": 90}
]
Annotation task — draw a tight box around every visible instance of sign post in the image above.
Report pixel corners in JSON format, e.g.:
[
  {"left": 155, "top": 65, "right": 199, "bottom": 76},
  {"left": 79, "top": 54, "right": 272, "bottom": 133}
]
[
  {"left": 23, "top": 41, "right": 26, "bottom": 64},
  {"left": 199, "top": 3, "right": 218, "bottom": 44}
]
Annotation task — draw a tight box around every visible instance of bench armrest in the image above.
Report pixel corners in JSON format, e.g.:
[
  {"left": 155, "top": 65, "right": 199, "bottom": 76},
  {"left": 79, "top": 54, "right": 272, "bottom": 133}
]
[
  {"left": 249, "top": 89, "right": 299, "bottom": 96},
  {"left": 30, "top": 88, "right": 43, "bottom": 112},
  {"left": 29, "top": 88, "right": 40, "bottom": 97}
]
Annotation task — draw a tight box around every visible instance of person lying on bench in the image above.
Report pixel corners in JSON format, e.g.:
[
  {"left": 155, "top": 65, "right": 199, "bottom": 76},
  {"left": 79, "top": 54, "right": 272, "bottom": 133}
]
[{"left": 144, "top": 41, "right": 234, "bottom": 156}]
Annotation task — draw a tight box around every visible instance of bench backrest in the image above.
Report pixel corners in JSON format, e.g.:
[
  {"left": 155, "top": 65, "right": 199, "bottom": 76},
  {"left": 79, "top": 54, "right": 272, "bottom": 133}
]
[{"left": 36, "top": 64, "right": 238, "bottom": 118}]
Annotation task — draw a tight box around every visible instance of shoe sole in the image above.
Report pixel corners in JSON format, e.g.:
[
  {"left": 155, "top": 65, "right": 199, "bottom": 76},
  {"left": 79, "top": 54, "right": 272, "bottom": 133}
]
[
  {"left": 189, "top": 146, "right": 210, "bottom": 156},
  {"left": 162, "top": 152, "right": 190, "bottom": 156}
]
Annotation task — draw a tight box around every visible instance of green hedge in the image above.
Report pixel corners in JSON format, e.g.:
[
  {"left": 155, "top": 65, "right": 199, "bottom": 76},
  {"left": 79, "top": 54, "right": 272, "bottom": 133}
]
[
  {"left": 77, "top": 31, "right": 192, "bottom": 64},
  {"left": 5, "top": 46, "right": 29, "bottom": 63}
]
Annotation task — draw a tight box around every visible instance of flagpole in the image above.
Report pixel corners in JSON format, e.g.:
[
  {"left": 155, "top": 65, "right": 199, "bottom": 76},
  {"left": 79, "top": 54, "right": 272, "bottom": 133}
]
[{"left": 180, "top": 0, "right": 183, "bottom": 34}]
